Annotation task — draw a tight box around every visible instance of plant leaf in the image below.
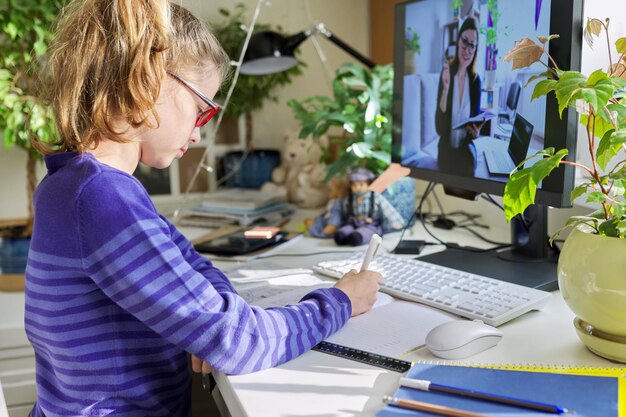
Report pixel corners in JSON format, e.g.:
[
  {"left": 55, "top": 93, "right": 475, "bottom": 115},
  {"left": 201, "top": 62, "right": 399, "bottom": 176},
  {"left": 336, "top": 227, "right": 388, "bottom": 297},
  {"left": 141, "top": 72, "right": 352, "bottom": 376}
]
[
  {"left": 531, "top": 79, "right": 557, "bottom": 101},
  {"left": 607, "top": 103, "right": 626, "bottom": 125},
  {"left": 596, "top": 128, "right": 618, "bottom": 170},
  {"left": 580, "top": 113, "right": 614, "bottom": 141},
  {"left": 570, "top": 183, "right": 589, "bottom": 203},
  {"left": 617, "top": 220, "right": 626, "bottom": 238},
  {"left": 584, "top": 18, "right": 604, "bottom": 48},
  {"left": 553, "top": 71, "right": 587, "bottom": 115},
  {"left": 525, "top": 70, "right": 554, "bottom": 87},
  {"left": 599, "top": 218, "right": 620, "bottom": 237},
  {"left": 503, "top": 149, "right": 568, "bottom": 221},
  {"left": 616, "top": 37, "right": 626, "bottom": 54},
  {"left": 503, "top": 38, "right": 544, "bottom": 70},
  {"left": 586, "top": 191, "right": 608, "bottom": 204},
  {"left": 550, "top": 215, "right": 600, "bottom": 242},
  {"left": 580, "top": 69, "right": 615, "bottom": 112}
]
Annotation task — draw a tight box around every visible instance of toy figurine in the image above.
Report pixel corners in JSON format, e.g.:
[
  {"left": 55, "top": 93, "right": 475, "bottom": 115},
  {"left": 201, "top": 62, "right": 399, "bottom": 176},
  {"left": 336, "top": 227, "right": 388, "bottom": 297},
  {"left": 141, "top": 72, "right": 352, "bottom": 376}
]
[
  {"left": 307, "top": 168, "right": 404, "bottom": 246},
  {"left": 304, "top": 177, "right": 349, "bottom": 237}
]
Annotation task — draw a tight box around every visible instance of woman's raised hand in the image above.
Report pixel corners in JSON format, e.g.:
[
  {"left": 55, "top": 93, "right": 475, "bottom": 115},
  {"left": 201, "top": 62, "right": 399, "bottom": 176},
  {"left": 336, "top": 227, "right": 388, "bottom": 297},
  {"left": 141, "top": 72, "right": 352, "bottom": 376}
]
[{"left": 441, "top": 61, "right": 450, "bottom": 92}]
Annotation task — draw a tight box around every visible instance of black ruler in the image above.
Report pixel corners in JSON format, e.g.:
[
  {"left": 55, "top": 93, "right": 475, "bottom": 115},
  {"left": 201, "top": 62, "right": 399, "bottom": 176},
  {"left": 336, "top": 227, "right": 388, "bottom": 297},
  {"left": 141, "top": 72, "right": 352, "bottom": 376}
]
[{"left": 311, "top": 341, "right": 412, "bottom": 373}]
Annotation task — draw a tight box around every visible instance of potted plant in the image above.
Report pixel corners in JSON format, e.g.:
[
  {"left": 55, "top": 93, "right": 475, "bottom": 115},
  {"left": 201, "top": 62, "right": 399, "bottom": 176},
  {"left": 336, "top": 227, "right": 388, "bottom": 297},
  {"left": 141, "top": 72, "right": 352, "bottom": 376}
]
[
  {"left": 451, "top": 0, "right": 464, "bottom": 20},
  {"left": 481, "top": 0, "right": 500, "bottom": 90},
  {"left": 502, "top": 18, "right": 626, "bottom": 361},
  {"left": 287, "top": 62, "right": 415, "bottom": 223},
  {"left": 211, "top": 3, "right": 305, "bottom": 150},
  {"left": 0, "top": 1, "right": 66, "bottom": 289},
  {"left": 404, "top": 27, "right": 421, "bottom": 74}
]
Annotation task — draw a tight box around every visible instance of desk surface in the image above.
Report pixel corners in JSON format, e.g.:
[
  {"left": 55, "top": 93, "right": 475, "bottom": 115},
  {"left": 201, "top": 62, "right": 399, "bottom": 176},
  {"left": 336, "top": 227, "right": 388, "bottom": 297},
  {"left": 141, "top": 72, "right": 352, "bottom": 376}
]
[
  {"left": 0, "top": 211, "right": 617, "bottom": 417},
  {"left": 199, "top": 217, "right": 619, "bottom": 417}
]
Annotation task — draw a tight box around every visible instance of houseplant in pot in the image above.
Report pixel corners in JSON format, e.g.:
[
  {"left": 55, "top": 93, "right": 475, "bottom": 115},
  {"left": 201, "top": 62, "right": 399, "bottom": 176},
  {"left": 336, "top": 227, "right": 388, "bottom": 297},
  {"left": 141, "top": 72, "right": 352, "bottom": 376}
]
[
  {"left": 287, "top": 62, "right": 416, "bottom": 226},
  {"left": 404, "top": 26, "right": 421, "bottom": 75},
  {"left": 502, "top": 18, "right": 626, "bottom": 361},
  {"left": 0, "top": 1, "right": 66, "bottom": 289},
  {"left": 211, "top": 3, "right": 305, "bottom": 150},
  {"left": 209, "top": 3, "right": 305, "bottom": 189}
]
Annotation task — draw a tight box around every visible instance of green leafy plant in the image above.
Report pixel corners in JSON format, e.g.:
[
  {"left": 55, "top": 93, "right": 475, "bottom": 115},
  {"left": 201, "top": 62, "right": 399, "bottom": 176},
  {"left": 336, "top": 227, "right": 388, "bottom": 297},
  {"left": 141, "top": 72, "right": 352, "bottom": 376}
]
[
  {"left": 451, "top": 0, "right": 463, "bottom": 13},
  {"left": 405, "top": 27, "right": 421, "bottom": 54},
  {"left": 481, "top": 0, "right": 500, "bottom": 47},
  {"left": 502, "top": 18, "right": 626, "bottom": 238},
  {"left": 211, "top": 3, "right": 305, "bottom": 148},
  {"left": 287, "top": 63, "right": 393, "bottom": 180},
  {"left": 0, "top": 1, "right": 66, "bottom": 234}
]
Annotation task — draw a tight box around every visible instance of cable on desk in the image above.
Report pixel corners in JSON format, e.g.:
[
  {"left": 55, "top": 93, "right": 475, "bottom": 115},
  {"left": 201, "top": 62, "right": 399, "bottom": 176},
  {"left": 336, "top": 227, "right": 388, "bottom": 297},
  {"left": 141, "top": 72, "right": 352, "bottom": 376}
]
[
  {"left": 391, "top": 184, "right": 440, "bottom": 254},
  {"left": 419, "top": 183, "right": 511, "bottom": 253}
]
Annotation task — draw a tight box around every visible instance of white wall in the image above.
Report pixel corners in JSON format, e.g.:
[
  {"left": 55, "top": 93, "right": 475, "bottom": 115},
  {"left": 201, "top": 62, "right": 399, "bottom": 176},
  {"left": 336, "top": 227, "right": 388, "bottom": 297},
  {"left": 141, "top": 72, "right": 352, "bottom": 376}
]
[
  {"left": 0, "top": 0, "right": 369, "bottom": 219},
  {"left": 575, "top": 0, "right": 626, "bottom": 200}
]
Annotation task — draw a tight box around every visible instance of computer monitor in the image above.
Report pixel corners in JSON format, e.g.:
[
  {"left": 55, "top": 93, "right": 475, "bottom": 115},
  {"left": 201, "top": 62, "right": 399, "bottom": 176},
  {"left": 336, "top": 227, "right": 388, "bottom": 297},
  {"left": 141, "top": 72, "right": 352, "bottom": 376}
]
[{"left": 392, "top": 0, "right": 584, "bottom": 291}]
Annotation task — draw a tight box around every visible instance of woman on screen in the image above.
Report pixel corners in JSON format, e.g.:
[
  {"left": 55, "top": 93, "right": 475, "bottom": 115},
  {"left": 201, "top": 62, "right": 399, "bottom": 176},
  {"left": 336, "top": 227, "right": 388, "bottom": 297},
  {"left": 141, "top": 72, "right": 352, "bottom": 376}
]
[{"left": 435, "top": 17, "right": 482, "bottom": 176}]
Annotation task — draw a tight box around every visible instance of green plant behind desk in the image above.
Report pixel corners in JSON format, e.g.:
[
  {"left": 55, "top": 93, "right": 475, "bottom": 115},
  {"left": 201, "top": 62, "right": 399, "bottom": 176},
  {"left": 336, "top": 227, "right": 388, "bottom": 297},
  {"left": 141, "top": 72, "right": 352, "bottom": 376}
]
[
  {"left": 211, "top": 3, "right": 305, "bottom": 148},
  {"left": 0, "top": 0, "right": 66, "bottom": 235},
  {"left": 502, "top": 19, "right": 626, "bottom": 238},
  {"left": 287, "top": 63, "right": 394, "bottom": 180}
]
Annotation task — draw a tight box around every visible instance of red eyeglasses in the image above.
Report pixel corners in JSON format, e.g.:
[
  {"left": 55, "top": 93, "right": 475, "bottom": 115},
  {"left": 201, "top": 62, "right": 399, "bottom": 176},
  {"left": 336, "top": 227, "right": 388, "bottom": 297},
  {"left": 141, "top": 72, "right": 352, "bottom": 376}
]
[{"left": 168, "top": 72, "right": 220, "bottom": 127}]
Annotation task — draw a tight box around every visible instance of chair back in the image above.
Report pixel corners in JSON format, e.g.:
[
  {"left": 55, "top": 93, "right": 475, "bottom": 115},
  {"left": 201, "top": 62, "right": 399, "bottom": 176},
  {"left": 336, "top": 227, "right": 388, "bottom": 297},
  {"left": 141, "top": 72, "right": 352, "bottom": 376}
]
[{"left": 506, "top": 81, "right": 522, "bottom": 112}]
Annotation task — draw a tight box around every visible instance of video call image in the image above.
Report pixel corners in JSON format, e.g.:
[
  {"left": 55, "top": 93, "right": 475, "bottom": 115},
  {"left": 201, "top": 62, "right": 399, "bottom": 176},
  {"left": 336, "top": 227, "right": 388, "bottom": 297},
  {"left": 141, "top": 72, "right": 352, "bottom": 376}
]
[{"left": 400, "top": 0, "right": 550, "bottom": 182}]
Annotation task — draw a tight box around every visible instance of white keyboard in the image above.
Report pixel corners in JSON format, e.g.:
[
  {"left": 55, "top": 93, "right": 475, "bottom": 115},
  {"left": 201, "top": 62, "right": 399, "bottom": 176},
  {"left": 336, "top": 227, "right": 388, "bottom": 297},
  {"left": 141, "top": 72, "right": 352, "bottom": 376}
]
[{"left": 313, "top": 251, "right": 551, "bottom": 327}]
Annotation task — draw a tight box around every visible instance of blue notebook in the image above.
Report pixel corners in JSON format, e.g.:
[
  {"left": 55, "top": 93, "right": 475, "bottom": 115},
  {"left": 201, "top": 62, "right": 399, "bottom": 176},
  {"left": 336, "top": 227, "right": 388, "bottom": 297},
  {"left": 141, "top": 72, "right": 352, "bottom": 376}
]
[{"left": 376, "top": 363, "right": 621, "bottom": 417}]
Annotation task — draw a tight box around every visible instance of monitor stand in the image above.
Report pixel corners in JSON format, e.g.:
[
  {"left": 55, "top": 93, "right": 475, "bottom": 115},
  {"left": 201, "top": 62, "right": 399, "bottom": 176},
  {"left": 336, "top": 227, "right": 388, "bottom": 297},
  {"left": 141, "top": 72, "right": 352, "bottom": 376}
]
[{"left": 418, "top": 204, "right": 559, "bottom": 291}]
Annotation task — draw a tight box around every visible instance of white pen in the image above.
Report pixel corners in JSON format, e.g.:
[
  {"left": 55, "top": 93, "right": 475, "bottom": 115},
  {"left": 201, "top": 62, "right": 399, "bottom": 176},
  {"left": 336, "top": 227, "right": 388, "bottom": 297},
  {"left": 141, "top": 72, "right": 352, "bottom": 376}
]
[{"left": 360, "top": 234, "right": 382, "bottom": 271}]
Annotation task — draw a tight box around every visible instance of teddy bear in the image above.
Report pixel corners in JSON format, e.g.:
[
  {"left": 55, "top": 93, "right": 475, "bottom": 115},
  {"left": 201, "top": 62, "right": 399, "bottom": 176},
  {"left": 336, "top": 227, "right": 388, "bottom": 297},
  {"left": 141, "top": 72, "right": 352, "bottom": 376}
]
[{"left": 262, "top": 129, "right": 329, "bottom": 208}]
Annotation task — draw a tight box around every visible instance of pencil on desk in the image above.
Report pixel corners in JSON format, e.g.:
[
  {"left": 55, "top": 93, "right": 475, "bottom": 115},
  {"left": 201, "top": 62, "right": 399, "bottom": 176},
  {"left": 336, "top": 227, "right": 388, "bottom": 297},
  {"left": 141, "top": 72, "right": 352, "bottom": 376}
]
[
  {"left": 399, "top": 378, "right": 571, "bottom": 414},
  {"left": 383, "top": 396, "right": 490, "bottom": 417}
]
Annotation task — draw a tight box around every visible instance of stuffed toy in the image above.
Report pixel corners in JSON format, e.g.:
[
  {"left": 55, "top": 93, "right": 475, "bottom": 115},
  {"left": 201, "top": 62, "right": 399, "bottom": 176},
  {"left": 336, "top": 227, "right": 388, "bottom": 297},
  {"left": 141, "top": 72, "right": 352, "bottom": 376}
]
[
  {"left": 262, "top": 129, "right": 328, "bottom": 208},
  {"left": 307, "top": 168, "right": 404, "bottom": 245}
]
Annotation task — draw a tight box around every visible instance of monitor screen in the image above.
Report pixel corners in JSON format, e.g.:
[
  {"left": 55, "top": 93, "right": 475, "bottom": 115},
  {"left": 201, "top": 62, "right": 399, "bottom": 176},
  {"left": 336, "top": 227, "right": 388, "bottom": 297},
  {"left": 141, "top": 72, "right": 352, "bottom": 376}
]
[
  {"left": 392, "top": 0, "right": 583, "bottom": 208},
  {"left": 391, "top": 0, "right": 584, "bottom": 291}
]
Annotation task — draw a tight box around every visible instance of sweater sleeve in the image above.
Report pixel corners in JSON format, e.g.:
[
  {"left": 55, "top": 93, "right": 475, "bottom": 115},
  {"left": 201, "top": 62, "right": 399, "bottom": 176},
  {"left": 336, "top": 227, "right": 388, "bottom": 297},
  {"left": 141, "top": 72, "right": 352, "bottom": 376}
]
[
  {"left": 76, "top": 172, "right": 351, "bottom": 374},
  {"left": 159, "top": 215, "right": 236, "bottom": 294}
]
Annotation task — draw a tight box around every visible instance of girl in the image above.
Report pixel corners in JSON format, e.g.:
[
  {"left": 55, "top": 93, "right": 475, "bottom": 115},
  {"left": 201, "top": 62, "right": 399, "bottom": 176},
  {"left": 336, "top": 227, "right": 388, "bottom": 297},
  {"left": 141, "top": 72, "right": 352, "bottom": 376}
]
[{"left": 25, "top": 1, "right": 381, "bottom": 416}]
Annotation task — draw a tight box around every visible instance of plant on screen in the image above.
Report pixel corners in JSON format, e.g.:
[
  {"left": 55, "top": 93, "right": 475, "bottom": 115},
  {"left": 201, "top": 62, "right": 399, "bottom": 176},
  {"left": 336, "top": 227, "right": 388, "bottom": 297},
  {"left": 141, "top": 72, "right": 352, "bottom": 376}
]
[{"left": 502, "top": 18, "right": 626, "bottom": 239}]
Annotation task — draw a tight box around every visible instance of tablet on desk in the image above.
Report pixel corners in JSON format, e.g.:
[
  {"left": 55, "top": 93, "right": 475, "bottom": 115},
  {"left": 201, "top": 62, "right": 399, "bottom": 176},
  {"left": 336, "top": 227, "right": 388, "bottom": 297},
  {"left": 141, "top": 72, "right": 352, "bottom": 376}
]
[{"left": 193, "top": 230, "right": 288, "bottom": 255}]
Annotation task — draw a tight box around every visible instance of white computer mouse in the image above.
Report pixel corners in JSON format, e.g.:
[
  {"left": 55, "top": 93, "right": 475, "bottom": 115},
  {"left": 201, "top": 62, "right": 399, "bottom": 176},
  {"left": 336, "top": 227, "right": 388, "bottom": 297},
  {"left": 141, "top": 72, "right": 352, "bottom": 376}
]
[{"left": 425, "top": 319, "right": 503, "bottom": 360}]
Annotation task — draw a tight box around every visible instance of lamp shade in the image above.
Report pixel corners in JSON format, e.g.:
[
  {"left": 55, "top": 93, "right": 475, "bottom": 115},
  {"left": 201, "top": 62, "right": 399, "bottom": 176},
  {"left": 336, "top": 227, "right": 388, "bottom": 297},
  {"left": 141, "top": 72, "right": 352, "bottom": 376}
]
[{"left": 240, "top": 31, "right": 308, "bottom": 75}]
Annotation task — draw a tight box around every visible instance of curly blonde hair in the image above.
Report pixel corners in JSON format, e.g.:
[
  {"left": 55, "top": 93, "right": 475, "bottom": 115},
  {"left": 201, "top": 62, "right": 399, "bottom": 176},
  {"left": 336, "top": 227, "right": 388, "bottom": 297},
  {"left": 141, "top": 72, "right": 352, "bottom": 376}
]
[{"left": 35, "top": 0, "right": 230, "bottom": 155}]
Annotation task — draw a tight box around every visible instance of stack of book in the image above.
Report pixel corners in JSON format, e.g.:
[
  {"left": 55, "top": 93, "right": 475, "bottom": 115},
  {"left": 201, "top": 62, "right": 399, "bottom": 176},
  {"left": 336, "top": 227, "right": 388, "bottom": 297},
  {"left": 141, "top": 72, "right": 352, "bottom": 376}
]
[{"left": 180, "top": 189, "right": 294, "bottom": 228}]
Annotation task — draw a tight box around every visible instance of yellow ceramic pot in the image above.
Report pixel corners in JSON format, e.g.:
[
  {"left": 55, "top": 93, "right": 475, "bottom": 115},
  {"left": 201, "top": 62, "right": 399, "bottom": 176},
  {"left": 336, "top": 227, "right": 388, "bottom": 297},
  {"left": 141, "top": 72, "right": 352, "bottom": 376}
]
[{"left": 558, "top": 226, "right": 626, "bottom": 362}]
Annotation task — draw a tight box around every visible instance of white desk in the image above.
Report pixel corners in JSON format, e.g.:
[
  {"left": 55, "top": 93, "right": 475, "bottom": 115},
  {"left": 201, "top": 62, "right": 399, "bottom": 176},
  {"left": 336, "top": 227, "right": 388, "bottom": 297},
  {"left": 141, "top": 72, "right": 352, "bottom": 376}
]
[
  {"left": 0, "top": 214, "right": 618, "bottom": 417},
  {"left": 202, "top": 219, "right": 619, "bottom": 417}
]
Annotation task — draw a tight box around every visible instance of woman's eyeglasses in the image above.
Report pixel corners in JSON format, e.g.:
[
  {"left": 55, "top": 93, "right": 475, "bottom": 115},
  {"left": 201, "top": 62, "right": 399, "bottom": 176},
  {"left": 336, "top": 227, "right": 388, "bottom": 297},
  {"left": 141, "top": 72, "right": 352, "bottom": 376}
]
[
  {"left": 168, "top": 72, "right": 220, "bottom": 127},
  {"left": 459, "top": 35, "right": 477, "bottom": 53}
]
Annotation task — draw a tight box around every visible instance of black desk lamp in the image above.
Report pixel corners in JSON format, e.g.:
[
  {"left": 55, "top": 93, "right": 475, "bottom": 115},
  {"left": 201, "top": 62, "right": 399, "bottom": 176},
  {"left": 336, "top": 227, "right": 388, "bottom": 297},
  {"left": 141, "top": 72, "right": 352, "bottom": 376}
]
[{"left": 240, "top": 22, "right": 375, "bottom": 75}]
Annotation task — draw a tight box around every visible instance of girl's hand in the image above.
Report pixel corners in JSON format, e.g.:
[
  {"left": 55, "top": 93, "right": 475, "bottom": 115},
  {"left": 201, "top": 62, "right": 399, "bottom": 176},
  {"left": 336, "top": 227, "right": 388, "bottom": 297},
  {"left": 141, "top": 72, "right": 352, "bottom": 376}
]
[{"left": 191, "top": 355, "right": 213, "bottom": 374}]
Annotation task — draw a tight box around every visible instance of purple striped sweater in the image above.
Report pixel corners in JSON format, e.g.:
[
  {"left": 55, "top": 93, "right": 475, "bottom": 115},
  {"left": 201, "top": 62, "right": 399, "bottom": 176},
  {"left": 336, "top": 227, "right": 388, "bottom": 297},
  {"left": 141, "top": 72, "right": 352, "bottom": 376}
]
[{"left": 25, "top": 153, "right": 351, "bottom": 417}]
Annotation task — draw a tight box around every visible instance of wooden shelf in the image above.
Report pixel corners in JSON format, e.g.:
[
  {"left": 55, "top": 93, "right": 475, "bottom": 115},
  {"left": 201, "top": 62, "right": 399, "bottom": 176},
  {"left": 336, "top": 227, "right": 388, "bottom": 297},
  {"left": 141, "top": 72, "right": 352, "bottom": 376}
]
[{"left": 0, "top": 274, "right": 25, "bottom": 292}]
